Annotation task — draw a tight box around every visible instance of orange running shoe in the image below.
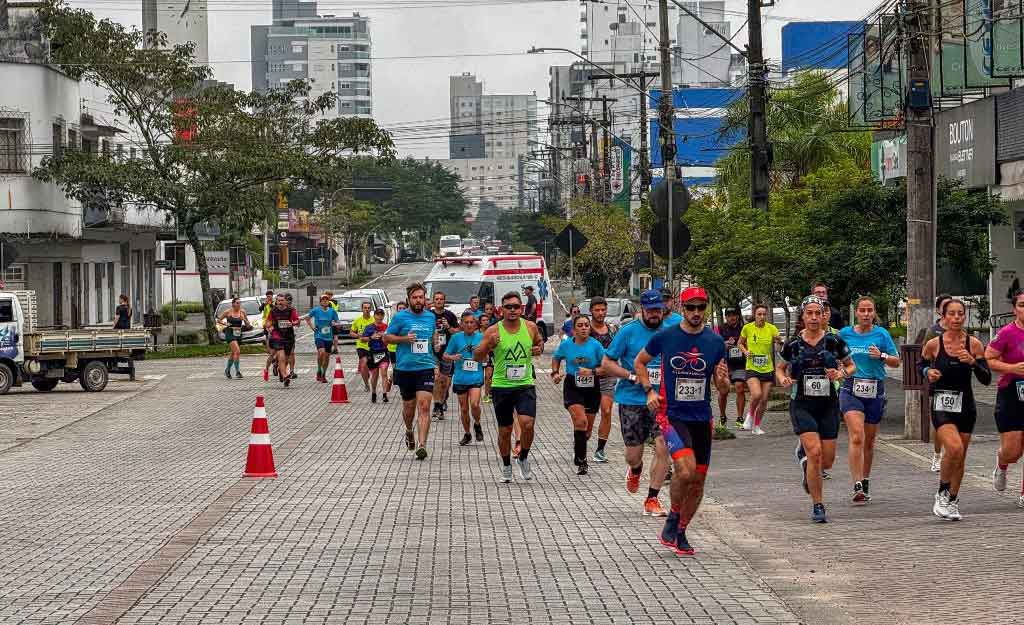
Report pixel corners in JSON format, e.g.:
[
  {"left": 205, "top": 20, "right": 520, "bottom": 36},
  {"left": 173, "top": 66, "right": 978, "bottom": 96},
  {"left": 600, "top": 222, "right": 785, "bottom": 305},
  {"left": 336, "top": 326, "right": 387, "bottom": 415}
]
[
  {"left": 643, "top": 497, "right": 667, "bottom": 517},
  {"left": 625, "top": 467, "right": 641, "bottom": 494}
]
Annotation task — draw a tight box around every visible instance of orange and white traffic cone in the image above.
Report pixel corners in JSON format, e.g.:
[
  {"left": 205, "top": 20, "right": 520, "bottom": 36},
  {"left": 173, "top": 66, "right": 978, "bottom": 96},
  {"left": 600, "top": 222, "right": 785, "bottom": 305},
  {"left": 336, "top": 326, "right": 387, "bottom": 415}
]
[
  {"left": 244, "top": 395, "right": 278, "bottom": 478},
  {"left": 331, "top": 357, "right": 349, "bottom": 404},
  {"left": 263, "top": 368, "right": 269, "bottom": 382}
]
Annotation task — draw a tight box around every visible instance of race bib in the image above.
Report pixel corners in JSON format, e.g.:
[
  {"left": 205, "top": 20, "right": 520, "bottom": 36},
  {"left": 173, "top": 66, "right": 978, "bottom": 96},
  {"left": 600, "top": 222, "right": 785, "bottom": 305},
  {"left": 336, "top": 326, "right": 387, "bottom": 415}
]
[
  {"left": 803, "top": 375, "right": 830, "bottom": 397},
  {"left": 648, "top": 367, "right": 662, "bottom": 387},
  {"left": 729, "top": 347, "right": 743, "bottom": 360},
  {"left": 852, "top": 378, "right": 877, "bottom": 399},
  {"left": 506, "top": 364, "right": 527, "bottom": 381},
  {"left": 436, "top": 333, "right": 447, "bottom": 347},
  {"left": 462, "top": 359, "right": 479, "bottom": 372},
  {"left": 752, "top": 354, "right": 769, "bottom": 368},
  {"left": 277, "top": 320, "right": 292, "bottom": 329},
  {"left": 1017, "top": 380, "right": 1024, "bottom": 403},
  {"left": 934, "top": 390, "right": 963, "bottom": 413},
  {"left": 412, "top": 340, "right": 429, "bottom": 354},
  {"left": 372, "top": 352, "right": 386, "bottom": 363},
  {"left": 674, "top": 377, "right": 705, "bottom": 402},
  {"left": 575, "top": 374, "right": 595, "bottom": 388}
]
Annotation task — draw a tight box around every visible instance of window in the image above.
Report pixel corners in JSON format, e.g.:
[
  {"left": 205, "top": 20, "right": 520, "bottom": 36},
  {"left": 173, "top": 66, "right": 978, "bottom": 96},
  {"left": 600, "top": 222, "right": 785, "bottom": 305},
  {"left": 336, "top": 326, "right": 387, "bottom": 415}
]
[
  {"left": 342, "top": 102, "right": 352, "bottom": 108},
  {"left": 340, "top": 45, "right": 350, "bottom": 51},
  {"left": 0, "top": 300, "right": 12, "bottom": 324},
  {"left": 340, "top": 82, "right": 351, "bottom": 89},
  {"left": 3, "top": 264, "right": 25, "bottom": 285},
  {"left": 0, "top": 118, "right": 26, "bottom": 173},
  {"left": 331, "top": 63, "right": 335, "bottom": 71},
  {"left": 83, "top": 264, "right": 91, "bottom": 325},
  {"left": 95, "top": 264, "right": 104, "bottom": 321},
  {"left": 52, "top": 123, "right": 63, "bottom": 160}
]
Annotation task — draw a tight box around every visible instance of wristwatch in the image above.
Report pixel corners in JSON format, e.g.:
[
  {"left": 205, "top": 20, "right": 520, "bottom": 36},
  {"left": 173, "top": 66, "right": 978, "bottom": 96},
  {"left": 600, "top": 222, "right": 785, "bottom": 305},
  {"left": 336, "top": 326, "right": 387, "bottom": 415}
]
[{"left": 627, "top": 373, "right": 637, "bottom": 384}]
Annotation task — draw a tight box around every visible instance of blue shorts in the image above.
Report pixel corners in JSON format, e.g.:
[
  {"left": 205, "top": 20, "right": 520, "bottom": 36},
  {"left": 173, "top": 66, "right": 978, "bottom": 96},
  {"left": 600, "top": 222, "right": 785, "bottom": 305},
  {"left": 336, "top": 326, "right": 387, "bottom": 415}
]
[
  {"left": 315, "top": 339, "right": 334, "bottom": 351},
  {"left": 839, "top": 379, "right": 886, "bottom": 425},
  {"left": 660, "top": 418, "right": 712, "bottom": 471}
]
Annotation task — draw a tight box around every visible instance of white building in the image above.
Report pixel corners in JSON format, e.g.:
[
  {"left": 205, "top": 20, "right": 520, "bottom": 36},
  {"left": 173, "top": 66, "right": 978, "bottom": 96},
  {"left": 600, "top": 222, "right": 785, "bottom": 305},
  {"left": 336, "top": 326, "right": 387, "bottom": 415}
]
[
  {"left": 142, "top": 0, "right": 209, "bottom": 65},
  {"left": 438, "top": 158, "right": 520, "bottom": 214}
]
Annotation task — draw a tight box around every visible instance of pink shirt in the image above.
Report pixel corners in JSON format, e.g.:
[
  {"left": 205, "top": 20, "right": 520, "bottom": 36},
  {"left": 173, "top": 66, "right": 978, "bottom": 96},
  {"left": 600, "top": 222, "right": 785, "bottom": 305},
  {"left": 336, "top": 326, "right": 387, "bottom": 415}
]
[{"left": 989, "top": 321, "right": 1024, "bottom": 389}]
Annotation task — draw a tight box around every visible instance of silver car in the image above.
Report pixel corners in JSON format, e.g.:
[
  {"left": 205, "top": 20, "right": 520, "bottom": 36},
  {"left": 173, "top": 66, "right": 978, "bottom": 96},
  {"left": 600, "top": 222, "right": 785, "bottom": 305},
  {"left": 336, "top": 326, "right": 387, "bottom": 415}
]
[{"left": 215, "top": 297, "right": 267, "bottom": 343}]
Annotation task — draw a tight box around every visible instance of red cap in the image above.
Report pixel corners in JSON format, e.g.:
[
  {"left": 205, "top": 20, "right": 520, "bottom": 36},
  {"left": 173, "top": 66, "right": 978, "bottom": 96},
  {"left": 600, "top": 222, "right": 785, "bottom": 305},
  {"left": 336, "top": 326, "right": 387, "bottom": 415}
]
[{"left": 679, "top": 286, "right": 709, "bottom": 304}]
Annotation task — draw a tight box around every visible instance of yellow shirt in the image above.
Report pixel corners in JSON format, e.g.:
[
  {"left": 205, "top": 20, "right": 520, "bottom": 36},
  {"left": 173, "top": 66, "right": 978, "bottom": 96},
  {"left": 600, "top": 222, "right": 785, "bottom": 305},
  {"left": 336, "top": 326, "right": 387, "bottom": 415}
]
[
  {"left": 352, "top": 315, "right": 374, "bottom": 350},
  {"left": 740, "top": 321, "right": 779, "bottom": 373}
]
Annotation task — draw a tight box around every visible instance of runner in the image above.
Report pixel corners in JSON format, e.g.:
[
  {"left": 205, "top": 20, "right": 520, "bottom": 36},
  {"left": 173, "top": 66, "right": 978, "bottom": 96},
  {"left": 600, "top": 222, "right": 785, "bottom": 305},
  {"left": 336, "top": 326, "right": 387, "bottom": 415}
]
[
  {"left": 838, "top": 297, "right": 900, "bottom": 504},
  {"left": 921, "top": 294, "right": 954, "bottom": 472},
  {"left": 467, "top": 295, "right": 484, "bottom": 319},
  {"left": 284, "top": 293, "right": 298, "bottom": 379},
  {"left": 267, "top": 293, "right": 299, "bottom": 387},
  {"left": 444, "top": 311, "right": 485, "bottom": 445},
  {"left": 350, "top": 301, "right": 375, "bottom": 392},
  {"left": 474, "top": 291, "right": 545, "bottom": 482},
  {"left": 661, "top": 288, "right": 682, "bottom": 327},
  {"left": 387, "top": 301, "right": 407, "bottom": 388},
  {"left": 301, "top": 294, "right": 339, "bottom": 383},
  {"left": 384, "top": 283, "right": 437, "bottom": 460},
  {"left": 361, "top": 308, "right": 391, "bottom": 402},
  {"left": 430, "top": 291, "right": 459, "bottom": 420},
  {"left": 551, "top": 315, "right": 605, "bottom": 475},
  {"left": 523, "top": 285, "right": 538, "bottom": 323},
  {"left": 479, "top": 313, "right": 494, "bottom": 404},
  {"left": 261, "top": 289, "right": 276, "bottom": 379},
  {"left": 739, "top": 304, "right": 782, "bottom": 434},
  {"left": 812, "top": 282, "right": 846, "bottom": 329},
  {"left": 634, "top": 286, "right": 727, "bottom": 555},
  {"left": 483, "top": 301, "right": 496, "bottom": 321},
  {"left": 776, "top": 295, "right": 855, "bottom": 523},
  {"left": 716, "top": 307, "right": 747, "bottom": 427},
  {"left": 561, "top": 304, "right": 581, "bottom": 340},
  {"left": 587, "top": 296, "right": 618, "bottom": 463},
  {"left": 599, "top": 289, "right": 670, "bottom": 515},
  {"left": 985, "top": 290, "right": 1024, "bottom": 508},
  {"left": 921, "top": 298, "right": 991, "bottom": 520},
  {"left": 217, "top": 297, "right": 248, "bottom": 379}
]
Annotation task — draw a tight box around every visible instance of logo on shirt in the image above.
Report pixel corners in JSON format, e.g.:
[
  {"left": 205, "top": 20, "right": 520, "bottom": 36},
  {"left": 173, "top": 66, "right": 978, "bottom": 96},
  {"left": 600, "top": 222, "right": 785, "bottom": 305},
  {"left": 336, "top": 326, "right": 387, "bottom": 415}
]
[
  {"left": 668, "top": 347, "right": 708, "bottom": 373},
  {"left": 506, "top": 342, "right": 529, "bottom": 362}
]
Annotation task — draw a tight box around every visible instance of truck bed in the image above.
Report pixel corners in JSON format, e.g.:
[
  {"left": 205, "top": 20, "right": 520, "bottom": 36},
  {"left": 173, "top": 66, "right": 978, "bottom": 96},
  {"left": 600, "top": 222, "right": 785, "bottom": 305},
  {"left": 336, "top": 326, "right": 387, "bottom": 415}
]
[{"left": 27, "top": 329, "right": 150, "bottom": 355}]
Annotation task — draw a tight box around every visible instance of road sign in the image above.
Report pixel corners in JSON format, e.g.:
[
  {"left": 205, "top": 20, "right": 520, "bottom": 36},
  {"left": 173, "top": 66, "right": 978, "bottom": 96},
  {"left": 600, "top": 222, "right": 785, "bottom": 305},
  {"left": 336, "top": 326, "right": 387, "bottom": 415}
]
[
  {"left": 154, "top": 260, "right": 174, "bottom": 270},
  {"left": 554, "top": 224, "right": 588, "bottom": 255},
  {"left": 156, "top": 231, "right": 178, "bottom": 242},
  {"left": 649, "top": 221, "right": 691, "bottom": 259},
  {"left": 651, "top": 179, "right": 691, "bottom": 221}
]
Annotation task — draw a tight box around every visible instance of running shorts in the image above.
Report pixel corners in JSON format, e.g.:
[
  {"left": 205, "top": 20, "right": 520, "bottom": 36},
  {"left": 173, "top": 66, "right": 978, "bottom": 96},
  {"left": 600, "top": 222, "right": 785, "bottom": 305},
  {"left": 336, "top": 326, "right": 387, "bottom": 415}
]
[
  {"left": 394, "top": 369, "right": 435, "bottom": 401},
  {"left": 790, "top": 398, "right": 841, "bottom": 440},
  {"left": 315, "top": 339, "right": 333, "bottom": 351},
  {"left": 453, "top": 383, "right": 482, "bottom": 395},
  {"left": 367, "top": 350, "right": 389, "bottom": 371},
  {"left": 619, "top": 404, "right": 661, "bottom": 447},
  {"left": 562, "top": 377, "right": 601, "bottom": 413},
  {"left": 729, "top": 368, "right": 748, "bottom": 384},
  {"left": 746, "top": 369, "right": 774, "bottom": 383},
  {"left": 269, "top": 339, "right": 294, "bottom": 355},
  {"left": 930, "top": 390, "right": 978, "bottom": 434},
  {"left": 662, "top": 419, "right": 712, "bottom": 470},
  {"left": 598, "top": 375, "right": 617, "bottom": 397},
  {"left": 995, "top": 383, "right": 1024, "bottom": 433},
  {"left": 839, "top": 379, "right": 887, "bottom": 425},
  {"left": 492, "top": 386, "right": 536, "bottom": 427},
  {"left": 356, "top": 348, "right": 370, "bottom": 361},
  {"left": 436, "top": 356, "right": 455, "bottom": 377}
]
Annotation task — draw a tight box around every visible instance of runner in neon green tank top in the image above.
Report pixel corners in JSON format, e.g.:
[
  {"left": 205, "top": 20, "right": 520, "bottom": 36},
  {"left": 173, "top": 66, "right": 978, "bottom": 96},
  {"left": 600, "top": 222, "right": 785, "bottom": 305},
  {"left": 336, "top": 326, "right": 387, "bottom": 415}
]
[{"left": 475, "top": 291, "right": 545, "bottom": 483}]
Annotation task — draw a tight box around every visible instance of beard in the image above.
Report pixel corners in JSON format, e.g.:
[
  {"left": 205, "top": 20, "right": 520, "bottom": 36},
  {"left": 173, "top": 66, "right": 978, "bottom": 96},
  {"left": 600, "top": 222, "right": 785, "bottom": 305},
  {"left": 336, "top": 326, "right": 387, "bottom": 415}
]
[
  {"left": 411, "top": 302, "right": 425, "bottom": 313},
  {"left": 643, "top": 316, "right": 662, "bottom": 329}
]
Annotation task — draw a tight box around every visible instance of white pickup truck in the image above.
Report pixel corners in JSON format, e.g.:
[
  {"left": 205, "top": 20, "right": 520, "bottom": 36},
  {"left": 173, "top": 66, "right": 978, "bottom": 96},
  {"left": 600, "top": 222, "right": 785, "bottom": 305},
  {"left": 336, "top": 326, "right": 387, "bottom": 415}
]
[{"left": 0, "top": 290, "right": 150, "bottom": 394}]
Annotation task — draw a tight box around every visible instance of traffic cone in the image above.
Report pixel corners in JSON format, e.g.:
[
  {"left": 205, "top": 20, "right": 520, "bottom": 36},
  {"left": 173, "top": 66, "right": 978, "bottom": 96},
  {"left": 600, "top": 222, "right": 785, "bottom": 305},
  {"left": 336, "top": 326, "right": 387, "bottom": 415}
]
[
  {"left": 331, "top": 357, "right": 349, "bottom": 404},
  {"left": 263, "top": 368, "right": 269, "bottom": 382},
  {"left": 244, "top": 395, "right": 277, "bottom": 478}
]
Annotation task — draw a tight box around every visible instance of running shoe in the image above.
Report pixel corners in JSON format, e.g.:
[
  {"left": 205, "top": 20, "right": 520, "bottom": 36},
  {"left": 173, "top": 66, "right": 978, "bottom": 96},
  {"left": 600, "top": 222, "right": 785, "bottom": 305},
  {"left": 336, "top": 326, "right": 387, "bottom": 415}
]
[
  {"left": 415, "top": 447, "right": 428, "bottom": 461},
  {"left": 741, "top": 411, "right": 753, "bottom": 430},
  {"left": 643, "top": 497, "right": 667, "bottom": 517},
  {"left": 752, "top": 426, "right": 765, "bottom": 436},
  {"left": 821, "top": 470, "right": 832, "bottom": 480},
  {"left": 474, "top": 423, "right": 484, "bottom": 442},
  {"left": 593, "top": 449, "right": 608, "bottom": 463},
  {"left": 272, "top": 364, "right": 279, "bottom": 377},
  {"left": 795, "top": 444, "right": 809, "bottom": 494},
  {"left": 719, "top": 414, "right": 727, "bottom": 427},
  {"left": 862, "top": 478, "right": 871, "bottom": 501},
  {"left": 459, "top": 433, "right": 472, "bottom": 446},
  {"left": 224, "top": 369, "right": 232, "bottom": 379},
  {"left": 659, "top": 512, "right": 680, "bottom": 549},
  {"left": 625, "top": 466, "right": 641, "bottom": 494},
  {"left": 993, "top": 458, "right": 1008, "bottom": 492},
  {"left": 235, "top": 371, "right": 243, "bottom": 379},
  {"left": 930, "top": 452, "right": 942, "bottom": 472},
  {"left": 382, "top": 393, "right": 389, "bottom": 403},
  {"left": 674, "top": 529, "right": 695, "bottom": 556},
  {"left": 518, "top": 457, "right": 532, "bottom": 480},
  {"left": 289, "top": 372, "right": 297, "bottom": 380},
  {"left": 283, "top": 376, "right": 290, "bottom": 388},
  {"left": 852, "top": 481, "right": 867, "bottom": 505},
  {"left": 811, "top": 503, "right": 827, "bottom": 523},
  {"left": 933, "top": 491, "right": 951, "bottom": 519},
  {"left": 1018, "top": 494, "right": 1024, "bottom": 509},
  {"left": 371, "top": 392, "right": 377, "bottom": 404},
  {"left": 363, "top": 381, "right": 370, "bottom": 392},
  {"left": 734, "top": 417, "right": 744, "bottom": 429},
  {"left": 405, "top": 430, "right": 415, "bottom": 450},
  {"left": 500, "top": 465, "right": 513, "bottom": 483},
  {"left": 945, "top": 497, "right": 963, "bottom": 521},
  {"left": 577, "top": 461, "right": 588, "bottom": 475}
]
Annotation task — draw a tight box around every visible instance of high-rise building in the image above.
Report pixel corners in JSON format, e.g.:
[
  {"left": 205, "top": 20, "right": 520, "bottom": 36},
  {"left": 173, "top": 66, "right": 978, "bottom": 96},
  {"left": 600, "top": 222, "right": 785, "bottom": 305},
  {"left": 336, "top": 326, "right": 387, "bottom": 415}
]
[
  {"left": 251, "top": 2, "right": 372, "bottom": 119},
  {"left": 448, "top": 73, "right": 537, "bottom": 160},
  {"left": 675, "top": 1, "right": 734, "bottom": 87},
  {"left": 142, "top": 0, "right": 209, "bottom": 65}
]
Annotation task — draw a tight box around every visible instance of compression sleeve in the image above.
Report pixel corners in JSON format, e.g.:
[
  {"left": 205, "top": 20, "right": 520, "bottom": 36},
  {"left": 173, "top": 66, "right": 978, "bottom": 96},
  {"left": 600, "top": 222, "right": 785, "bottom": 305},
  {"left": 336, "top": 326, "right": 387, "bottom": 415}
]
[{"left": 973, "top": 358, "right": 992, "bottom": 386}]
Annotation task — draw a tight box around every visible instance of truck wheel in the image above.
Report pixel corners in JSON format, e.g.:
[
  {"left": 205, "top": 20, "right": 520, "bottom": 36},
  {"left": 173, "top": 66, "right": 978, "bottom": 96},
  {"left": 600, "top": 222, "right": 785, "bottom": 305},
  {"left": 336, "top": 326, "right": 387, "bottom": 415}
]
[
  {"left": 0, "top": 363, "right": 12, "bottom": 394},
  {"left": 79, "top": 361, "right": 109, "bottom": 392},
  {"left": 31, "top": 379, "right": 59, "bottom": 392}
]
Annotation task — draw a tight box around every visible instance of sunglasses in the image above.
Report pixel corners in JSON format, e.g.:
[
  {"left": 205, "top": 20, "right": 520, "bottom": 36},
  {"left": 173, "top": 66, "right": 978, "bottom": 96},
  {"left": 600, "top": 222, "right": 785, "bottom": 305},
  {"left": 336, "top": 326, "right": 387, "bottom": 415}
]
[
  {"left": 503, "top": 303, "right": 521, "bottom": 311},
  {"left": 683, "top": 303, "right": 708, "bottom": 312}
]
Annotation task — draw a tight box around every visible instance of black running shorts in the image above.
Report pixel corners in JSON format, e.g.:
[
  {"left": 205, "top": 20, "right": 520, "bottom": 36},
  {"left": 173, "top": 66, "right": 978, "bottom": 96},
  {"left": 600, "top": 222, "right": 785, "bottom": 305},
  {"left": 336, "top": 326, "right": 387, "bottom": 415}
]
[
  {"left": 563, "top": 378, "right": 601, "bottom": 413},
  {"left": 491, "top": 386, "right": 536, "bottom": 427},
  {"left": 394, "top": 369, "right": 434, "bottom": 401},
  {"left": 790, "top": 398, "right": 840, "bottom": 440},
  {"left": 996, "top": 384, "right": 1024, "bottom": 433}
]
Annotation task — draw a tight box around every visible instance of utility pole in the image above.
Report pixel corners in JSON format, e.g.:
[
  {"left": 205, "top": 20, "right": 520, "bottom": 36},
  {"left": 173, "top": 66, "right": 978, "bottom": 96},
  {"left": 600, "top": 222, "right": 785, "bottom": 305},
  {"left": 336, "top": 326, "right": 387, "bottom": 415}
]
[
  {"left": 601, "top": 95, "right": 612, "bottom": 203},
  {"left": 657, "top": 0, "right": 676, "bottom": 286},
  {"left": 564, "top": 95, "right": 618, "bottom": 203},
  {"left": 747, "top": 0, "right": 770, "bottom": 211},
  {"left": 905, "top": 0, "right": 936, "bottom": 441},
  {"left": 638, "top": 82, "right": 651, "bottom": 200}
]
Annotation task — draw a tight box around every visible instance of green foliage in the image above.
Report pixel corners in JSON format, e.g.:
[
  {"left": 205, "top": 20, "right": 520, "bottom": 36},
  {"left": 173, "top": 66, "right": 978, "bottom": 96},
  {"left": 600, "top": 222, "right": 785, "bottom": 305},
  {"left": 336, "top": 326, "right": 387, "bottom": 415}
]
[
  {"left": 148, "top": 343, "right": 267, "bottom": 359},
  {"left": 564, "top": 198, "right": 642, "bottom": 296},
  {"left": 161, "top": 301, "right": 204, "bottom": 314}
]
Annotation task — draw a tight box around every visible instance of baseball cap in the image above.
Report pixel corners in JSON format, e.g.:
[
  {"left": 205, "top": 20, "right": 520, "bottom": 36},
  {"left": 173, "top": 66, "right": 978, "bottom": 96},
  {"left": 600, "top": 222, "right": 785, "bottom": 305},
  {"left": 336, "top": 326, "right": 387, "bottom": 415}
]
[
  {"left": 640, "top": 289, "right": 666, "bottom": 310},
  {"left": 659, "top": 287, "right": 673, "bottom": 301},
  {"left": 679, "top": 286, "right": 709, "bottom": 303}
]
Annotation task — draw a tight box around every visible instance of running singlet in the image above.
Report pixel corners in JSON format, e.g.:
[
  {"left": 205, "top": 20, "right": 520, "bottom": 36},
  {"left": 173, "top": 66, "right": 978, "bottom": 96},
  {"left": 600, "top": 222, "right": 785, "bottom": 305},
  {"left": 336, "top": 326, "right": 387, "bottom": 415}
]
[
  {"left": 930, "top": 333, "right": 975, "bottom": 409},
  {"left": 269, "top": 307, "right": 299, "bottom": 342},
  {"left": 780, "top": 333, "right": 851, "bottom": 400},
  {"left": 446, "top": 331, "right": 485, "bottom": 387},
  {"left": 741, "top": 322, "right": 779, "bottom": 373},
  {"left": 717, "top": 323, "right": 744, "bottom": 369},
  {"left": 988, "top": 322, "right": 1024, "bottom": 390},
  {"left": 589, "top": 323, "right": 617, "bottom": 350},
  {"left": 606, "top": 321, "right": 663, "bottom": 406},
  {"left": 352, "top": 315, "right": 374, "bottom": 350},
  {"left": 491, "top": 321, "right": 535, "bottom": 388},
  {"left": 644, "top": 325, "right": 726, "bottom": 422},
  {"left": 362, "top": 322, "right": 388, "bottom": 353},
  {"left": 386, "top": 309, "right": 437, "bottom": 371},
  {"left": 838, "top": 325, "right": 897, "bottom": 381},
  {"left": 307, "top": 306, "right": 339, "bottom": 343},
  {"left": 553, "top": 337, "right": 605, "bottom": 377}
]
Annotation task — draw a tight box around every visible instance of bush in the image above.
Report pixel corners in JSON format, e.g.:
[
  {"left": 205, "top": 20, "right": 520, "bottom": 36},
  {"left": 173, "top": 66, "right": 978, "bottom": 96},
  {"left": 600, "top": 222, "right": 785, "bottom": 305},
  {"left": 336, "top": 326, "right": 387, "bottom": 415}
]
[
  {"left": 174, "top": 331, "right": 203, "bottom": 345},
  {"left": 160, "top": 301, "right": 204, "bottom": 316},
  {"left": 161, "top": 309, "right": 187, "bottom": 323},
  {"left": 147, "top": 343, "right": 265, "bottom": 360},
  {"left": 888, "top": 325, "right": 907, "bottom": 339}
]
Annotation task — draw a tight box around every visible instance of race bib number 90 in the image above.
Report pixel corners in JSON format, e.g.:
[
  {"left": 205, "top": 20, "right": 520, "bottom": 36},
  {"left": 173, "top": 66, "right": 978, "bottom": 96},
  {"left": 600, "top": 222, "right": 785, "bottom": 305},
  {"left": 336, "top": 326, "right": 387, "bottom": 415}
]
[
  {"left": 674, "top": 377, "right": 705, "bottom": 402},
  {"left": 412, "top": 340, "right": 429, "bottom": 354}
]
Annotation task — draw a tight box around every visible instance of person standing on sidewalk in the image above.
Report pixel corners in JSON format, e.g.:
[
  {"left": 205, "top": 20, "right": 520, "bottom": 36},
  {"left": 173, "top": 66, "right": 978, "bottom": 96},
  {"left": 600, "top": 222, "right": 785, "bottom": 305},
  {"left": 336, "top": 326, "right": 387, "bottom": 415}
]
[
  {"left": 635, "top": 286, "right": 728, "bottom": 556},
  {"left": 716, "top": 308, "right": 747, "bottom": 427},
  {"left": 985, "top": 290, "right": 1024, "bottom": 508},
  {"left": 776, "top": 296, "right": 855, "bottom": 523},
  {"left": 384, "top": 283, "right": 437, "bottom": 460},
  {"left": 444, "top": 311, "right": 485, "bottom": 445},
  {"left": 838, "top": 297, "right": 900, "bottom": 504},
  {"left": 739, "top": 304, "right": 782, "bottom": 434},
  {"left": 551, "top": 315, "right": 605, "bottom": 475},
  {"left": 430, "top": 291, "right": 459, "bottom": 420},
  {"left": 474, "top": 291, "right": 545, "bottom": 482},
  {"left": 921, "top": 298, "right": 991, "bottom": 520},
  {"left": 599, "top": 289, "right": 670, "bottom": 516},
  {"left": 920, "top": 294, "right": 953, "bottom": 472},
  {"left": 588, "top": 296, "right": 618, "bottom": 463},
  {"left": 350, "top": 301, "right": 375, "bottom": 392}
]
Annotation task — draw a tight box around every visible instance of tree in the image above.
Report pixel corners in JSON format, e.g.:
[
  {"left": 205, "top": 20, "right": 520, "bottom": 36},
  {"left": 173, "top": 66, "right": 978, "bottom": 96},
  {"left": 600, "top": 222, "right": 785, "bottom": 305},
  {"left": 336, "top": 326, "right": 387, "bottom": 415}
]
[
  {"left": 34, "top": 1, "right": 394, "bottom": 342},
  {"left": 561, "top": 198, "right": 641, "bottom": 296},
  {"left": 314, "top": 194, "right": 381, "bottom": 283}
]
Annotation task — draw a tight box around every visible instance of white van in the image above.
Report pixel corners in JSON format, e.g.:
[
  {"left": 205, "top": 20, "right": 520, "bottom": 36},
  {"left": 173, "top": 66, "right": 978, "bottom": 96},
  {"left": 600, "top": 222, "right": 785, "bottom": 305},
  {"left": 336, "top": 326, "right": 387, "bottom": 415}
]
[
  {"left": 439, "top": 235, "right": 462, "bottom": 258},
  {"left": 424, "top": 255, "right": 555, "bottom": 340}
]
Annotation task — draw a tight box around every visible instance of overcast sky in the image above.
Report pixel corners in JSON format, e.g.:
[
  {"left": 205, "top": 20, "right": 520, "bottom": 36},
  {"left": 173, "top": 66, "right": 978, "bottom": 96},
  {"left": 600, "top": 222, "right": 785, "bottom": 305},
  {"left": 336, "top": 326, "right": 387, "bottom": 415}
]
[{"left": 73, "top": 0, "right": 884, "bottom": 159}]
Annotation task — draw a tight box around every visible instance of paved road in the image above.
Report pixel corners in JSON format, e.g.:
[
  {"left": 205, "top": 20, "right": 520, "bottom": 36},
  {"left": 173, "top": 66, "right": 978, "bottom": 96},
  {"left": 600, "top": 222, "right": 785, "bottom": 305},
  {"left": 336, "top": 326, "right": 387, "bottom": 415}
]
[{"left": 2, "top": 262, "right": 1021, "bottom": 625}]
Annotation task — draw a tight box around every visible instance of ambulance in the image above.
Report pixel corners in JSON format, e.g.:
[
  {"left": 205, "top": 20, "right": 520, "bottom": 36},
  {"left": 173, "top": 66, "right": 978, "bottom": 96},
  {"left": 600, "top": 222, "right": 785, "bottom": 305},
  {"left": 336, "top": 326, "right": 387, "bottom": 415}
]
[{"left": 424, "top": 254, "right": 555, "bottom": 340}]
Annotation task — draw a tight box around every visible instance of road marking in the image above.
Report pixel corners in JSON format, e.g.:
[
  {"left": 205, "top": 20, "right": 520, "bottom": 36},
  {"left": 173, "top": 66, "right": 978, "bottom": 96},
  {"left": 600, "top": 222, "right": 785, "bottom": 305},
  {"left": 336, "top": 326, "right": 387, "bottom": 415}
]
[
  {"left": 143, "top": 374, "right": 167, "bottom": 381},
  {"left": 186, "top": 372, "right": 216, "bottom": 380},
  {"left": 360, "top": 263, "right": 401, "bottom": 288}
]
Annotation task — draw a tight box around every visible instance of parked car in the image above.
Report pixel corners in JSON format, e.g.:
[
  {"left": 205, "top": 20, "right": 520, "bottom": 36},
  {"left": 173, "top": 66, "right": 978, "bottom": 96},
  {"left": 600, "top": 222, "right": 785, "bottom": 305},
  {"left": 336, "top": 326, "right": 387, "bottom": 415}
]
[
  {"left": 333, "top": 289, "right": 393, "bottom": 341},
  {"left": 579, "top": 297, "right": 637, "bottom": 324},
  {"left": 215, "top": 296, "right": 268, "bottom": 344}
]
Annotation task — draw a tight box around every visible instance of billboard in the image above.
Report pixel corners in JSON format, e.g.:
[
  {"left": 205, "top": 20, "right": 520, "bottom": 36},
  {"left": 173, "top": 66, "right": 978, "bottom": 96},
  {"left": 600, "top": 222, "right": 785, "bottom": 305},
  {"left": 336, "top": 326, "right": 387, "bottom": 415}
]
[
  {"left": 609, "top": 138, "right": 631, "bottom": 213},
  {"left": 992, "top": 0, "right": 1024, "bottom": 76},
  {"left": 871, "top": 134, "right": 907, "bottom": 184},
  {"left": 964, "top": 0, "right": 1013, "bottom": 88},
  {"left": 782, "top": 21, "right": 862, "bottom": 72},
  {"left": 935, "top": 97, "right": 996, "bottom": 188},
  {"left": 649, "top": 117, "right": 743, "bottom": 168}
]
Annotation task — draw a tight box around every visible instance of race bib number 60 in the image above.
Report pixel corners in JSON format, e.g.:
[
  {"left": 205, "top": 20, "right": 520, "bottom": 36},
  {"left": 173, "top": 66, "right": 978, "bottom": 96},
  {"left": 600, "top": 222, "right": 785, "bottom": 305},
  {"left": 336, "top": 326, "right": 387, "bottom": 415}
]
[{"left": 803, "top": 375, "right": 829, "bottom": 397}]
